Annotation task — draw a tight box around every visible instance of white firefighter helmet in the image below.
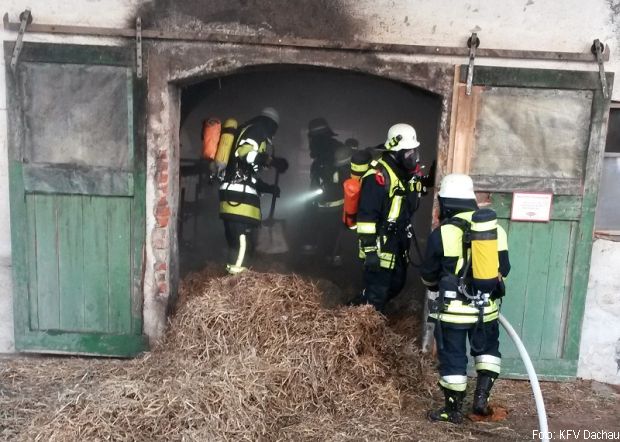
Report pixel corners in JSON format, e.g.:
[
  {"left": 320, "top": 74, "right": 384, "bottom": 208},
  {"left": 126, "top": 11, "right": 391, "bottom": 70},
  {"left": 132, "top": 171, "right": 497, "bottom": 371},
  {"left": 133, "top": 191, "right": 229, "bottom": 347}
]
[
  {"left": 384, "top": 123, "right": 420, "bottom": 151},
  {"left": 260, "top": 107, "right": 280, "bottom": 125},
  {"left": 438, "top": 173, "right": 476, "bottom": 200}
]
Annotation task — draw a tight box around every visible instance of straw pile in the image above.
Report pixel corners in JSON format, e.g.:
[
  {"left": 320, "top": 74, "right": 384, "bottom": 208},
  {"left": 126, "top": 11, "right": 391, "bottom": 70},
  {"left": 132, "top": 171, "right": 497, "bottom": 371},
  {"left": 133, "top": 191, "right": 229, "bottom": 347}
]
[
  {"left": 5, "top": 268, "right": 616, "bottom": 441},
  {"left": 14, "top": 270, "right": 443, "bottom": 441}
]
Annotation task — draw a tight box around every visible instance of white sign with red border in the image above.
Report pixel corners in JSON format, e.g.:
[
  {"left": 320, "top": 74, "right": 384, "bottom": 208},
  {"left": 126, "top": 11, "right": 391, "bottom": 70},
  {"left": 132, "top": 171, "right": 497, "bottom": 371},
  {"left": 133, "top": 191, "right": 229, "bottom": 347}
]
[{"left": 510, "top": 192, "right": 553, "bottom": 222}]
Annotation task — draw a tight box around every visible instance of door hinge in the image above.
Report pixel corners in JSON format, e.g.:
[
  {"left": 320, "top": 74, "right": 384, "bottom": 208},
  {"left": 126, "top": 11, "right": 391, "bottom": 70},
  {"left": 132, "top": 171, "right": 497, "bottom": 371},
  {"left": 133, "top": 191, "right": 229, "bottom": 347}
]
[
  {"left": 9, "top": 9, "right": 32, "bottom": 73},
  {"left": 466, "top": 33, "right": 480, "bottom": 96},
  {"left": 591, "top": 39, "right": 608, "bottom": 99}
]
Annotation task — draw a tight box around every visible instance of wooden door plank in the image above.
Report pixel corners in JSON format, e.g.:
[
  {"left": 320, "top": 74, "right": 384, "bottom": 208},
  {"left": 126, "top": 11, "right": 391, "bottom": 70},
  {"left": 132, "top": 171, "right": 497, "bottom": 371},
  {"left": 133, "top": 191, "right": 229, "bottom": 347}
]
[
  {"left": 108, "top": 198, "right": 132, "bottom": 334},
  {"left": 565, "top": 89, "right": 611, "bottom": 360},
  {"left": 17, "top": 331, "right": 147, "bottom": 357},
  {"left": 25, "top": 196, "right": 39, "bottom": 330},
  {"left": 497, "top": 221, "right": 533, "bottom": 358},
  {"left": 462, "top": 65, "right": 612, "bottom": 91},
  {"left": 496, "top": 217, "right": 516, "bottom": 360},
  {"left": 500, "top": 357, "right": 577, "bottom": 381},
  {"left": 503, "top": 221, "right": 533, "bottom": 333},
  {"left": 521, "top": 222, "right": 554, "bottom": 358},
  {"left": 130, "top": 74, "right": 147, "bottom": 336},
  {"left": 33, "top": 195, "right": 61, "bottom": 330},
  {"left": 57, "top": 195, "right": 85, "bottom": 331},
  {"left": 539, "top": 221, "right": 574, "bottom": 359},
  {"left": 449, "top": 84, "right": 481, "bottom": 173},
  {"left": 82, "top": 196, "right": 110, "bottom": 332},
  {"left": 23, "top": 164, "right": 133, "bottom": 196}
]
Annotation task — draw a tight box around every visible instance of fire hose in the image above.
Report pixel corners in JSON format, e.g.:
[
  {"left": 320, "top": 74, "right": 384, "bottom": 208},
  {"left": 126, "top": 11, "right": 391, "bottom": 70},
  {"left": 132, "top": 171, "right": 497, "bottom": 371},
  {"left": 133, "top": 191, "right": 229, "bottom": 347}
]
[{"left": 498, "top": 313, "right": 549, "bottom": 441}]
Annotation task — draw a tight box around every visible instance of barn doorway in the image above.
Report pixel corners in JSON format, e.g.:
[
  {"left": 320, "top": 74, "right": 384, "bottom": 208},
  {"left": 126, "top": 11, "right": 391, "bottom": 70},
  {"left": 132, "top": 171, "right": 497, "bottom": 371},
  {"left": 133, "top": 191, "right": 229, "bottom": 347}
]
[{"left": 177, "top": 65, "right": 442, "bottom": 313}]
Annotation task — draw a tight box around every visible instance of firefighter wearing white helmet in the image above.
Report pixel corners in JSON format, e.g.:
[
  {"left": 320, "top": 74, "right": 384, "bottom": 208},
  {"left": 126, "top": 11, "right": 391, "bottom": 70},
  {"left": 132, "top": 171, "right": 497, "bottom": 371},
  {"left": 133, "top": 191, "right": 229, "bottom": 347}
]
[
  {"left": 421, "top": 173, "right": 511, "bottom": 424},
  {"left": 349, "top": 123, "right": 435, "bottom": 312},
  {"left": 384, "top": 123, "right": 421, "bottom": 150},
  {"left": 219, "top": 107, "right": 288, "bottom": 274}
]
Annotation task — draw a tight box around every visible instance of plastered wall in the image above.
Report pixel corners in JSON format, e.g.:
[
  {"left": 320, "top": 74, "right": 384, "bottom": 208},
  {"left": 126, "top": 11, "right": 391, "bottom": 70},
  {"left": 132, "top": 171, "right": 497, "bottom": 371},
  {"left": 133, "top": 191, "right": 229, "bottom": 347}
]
[
  {"left": 0, "top": 0, "right": 618, "bottom": 384},
  {"left": 578, "top": 239, "right": 620, "bottom": 384}
]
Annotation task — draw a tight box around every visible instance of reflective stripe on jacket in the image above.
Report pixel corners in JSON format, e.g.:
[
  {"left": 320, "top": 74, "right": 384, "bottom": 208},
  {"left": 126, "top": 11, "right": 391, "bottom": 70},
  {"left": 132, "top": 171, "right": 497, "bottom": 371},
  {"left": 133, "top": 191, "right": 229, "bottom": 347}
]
[
  {"left": 427, "top": 211, "right": 509, "bottom": 324},
  {"left": 219, "top": 123, "right": 269, "bottom": 224},
  {"left": 357, "top": 158, "right": 409, "bottom": 270}
]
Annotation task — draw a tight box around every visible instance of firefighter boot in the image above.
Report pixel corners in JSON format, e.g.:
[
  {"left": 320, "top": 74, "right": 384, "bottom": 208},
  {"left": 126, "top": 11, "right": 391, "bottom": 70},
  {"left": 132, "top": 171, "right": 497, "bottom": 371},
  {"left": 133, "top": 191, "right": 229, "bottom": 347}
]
[
  {"left": 472, "top": 372, "right": 497, "bottom": 416},
  {"left": 428, "top": 387, "right": 464, "bottom": 424}
]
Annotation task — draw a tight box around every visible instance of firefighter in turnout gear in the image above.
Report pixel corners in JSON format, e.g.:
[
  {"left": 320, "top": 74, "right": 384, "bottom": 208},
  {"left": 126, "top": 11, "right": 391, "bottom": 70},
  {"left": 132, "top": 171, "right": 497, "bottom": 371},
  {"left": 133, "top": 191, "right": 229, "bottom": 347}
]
[
  {"left": 421, "top": 173, "right": 511, "bottom": 424},
  {"left": 353, "top": 123, "right": 433, "bottom": 312},
  {"left": 302, "top": 118, "right": 352, "bottom": 262},
  {"left": 219, "top": 107, "right": 289, "bottom": 274}
]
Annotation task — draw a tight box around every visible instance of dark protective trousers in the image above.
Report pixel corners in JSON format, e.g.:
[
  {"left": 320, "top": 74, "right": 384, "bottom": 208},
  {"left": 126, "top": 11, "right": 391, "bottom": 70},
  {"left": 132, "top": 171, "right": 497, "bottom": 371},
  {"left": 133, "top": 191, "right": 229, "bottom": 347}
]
[
  {"left": 362, "top": 256, "right": 407, "bottom": 312},
  {"left": 223, "top": 220, "right": 257, "bottom": 271},
  {"left": 434, "top": 319, "right": 501, "bottom": 377}
]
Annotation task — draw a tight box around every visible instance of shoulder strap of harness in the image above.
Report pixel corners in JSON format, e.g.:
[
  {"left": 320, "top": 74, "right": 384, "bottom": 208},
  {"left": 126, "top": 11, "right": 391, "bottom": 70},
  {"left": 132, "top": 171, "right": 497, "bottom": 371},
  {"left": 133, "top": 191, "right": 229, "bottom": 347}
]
[{"left": 442, "top": 213, "right": 473, "bottom": 277}]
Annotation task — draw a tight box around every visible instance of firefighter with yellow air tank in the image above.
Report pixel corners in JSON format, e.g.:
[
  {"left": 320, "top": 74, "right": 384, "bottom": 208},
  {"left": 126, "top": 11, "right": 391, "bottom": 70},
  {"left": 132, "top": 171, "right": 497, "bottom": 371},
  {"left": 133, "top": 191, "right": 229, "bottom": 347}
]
[
  {"left": 218, "top": 107, "right": 289, "bottom": 274},
  {"left": 421, "top": 173, "right": 511, "bottom": 424}
]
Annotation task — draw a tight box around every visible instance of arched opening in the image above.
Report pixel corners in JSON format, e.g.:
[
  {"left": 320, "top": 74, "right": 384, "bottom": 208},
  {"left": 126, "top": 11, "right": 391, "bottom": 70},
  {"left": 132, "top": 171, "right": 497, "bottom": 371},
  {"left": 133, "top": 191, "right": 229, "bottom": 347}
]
[{"left": 177, "top": 64, "right": 442, "bottom": 314}]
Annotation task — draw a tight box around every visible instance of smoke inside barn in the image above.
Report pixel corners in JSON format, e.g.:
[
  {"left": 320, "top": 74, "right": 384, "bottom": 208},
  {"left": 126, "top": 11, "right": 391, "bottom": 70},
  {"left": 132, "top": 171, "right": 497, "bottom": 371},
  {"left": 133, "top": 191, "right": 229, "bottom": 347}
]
[{"left": 177, "top": 66, "right": 441, "bottom": 310}]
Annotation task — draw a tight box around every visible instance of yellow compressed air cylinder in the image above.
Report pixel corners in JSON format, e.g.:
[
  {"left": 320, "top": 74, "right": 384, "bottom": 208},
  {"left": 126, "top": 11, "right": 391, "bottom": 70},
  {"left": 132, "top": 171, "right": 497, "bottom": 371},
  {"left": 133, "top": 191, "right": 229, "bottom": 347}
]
[
  {"left": 471, "top": 208, "right": 499, "bottom": 293},
  {"left": 214, "top": 118, "right": 238, "bottom": 171}
]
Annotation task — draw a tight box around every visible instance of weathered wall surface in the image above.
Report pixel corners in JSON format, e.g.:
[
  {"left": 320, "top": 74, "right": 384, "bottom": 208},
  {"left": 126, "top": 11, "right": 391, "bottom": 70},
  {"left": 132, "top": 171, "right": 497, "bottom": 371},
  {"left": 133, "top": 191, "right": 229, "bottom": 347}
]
[
  {"left": 579, "top": 239, "right": 620, "bottom": 385},
  {"left": 0, "top": 0, "right": 618, "bottom": 384}
]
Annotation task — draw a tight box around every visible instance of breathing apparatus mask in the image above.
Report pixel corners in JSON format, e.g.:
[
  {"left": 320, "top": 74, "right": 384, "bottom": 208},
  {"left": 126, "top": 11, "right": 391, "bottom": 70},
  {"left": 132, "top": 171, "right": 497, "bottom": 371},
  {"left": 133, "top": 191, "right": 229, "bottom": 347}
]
[
  {"left": 384, "top": 123, "right": 421, "bottom": 175},
  {"left": 396, "top": 147, "right": 420, "bottom": 172}
]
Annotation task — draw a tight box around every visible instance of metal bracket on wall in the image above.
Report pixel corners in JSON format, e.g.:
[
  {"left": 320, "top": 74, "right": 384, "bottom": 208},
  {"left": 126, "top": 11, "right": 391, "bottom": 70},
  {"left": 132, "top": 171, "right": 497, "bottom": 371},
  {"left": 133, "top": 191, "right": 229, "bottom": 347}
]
[
  {"left": 1, "top": 10, "right": 611, "bottom": 64},
  {"left": 9, "top": 9, "right": 31, "bottom": 73},
  {"left": 466, "top": 33, "right": 479, "bottom": 96},
  {"left": 591, "top": 39, "right": 608, "bottom": 99},
  {"left": 136, "top": 17, "right": 143, "bottom": 79}
]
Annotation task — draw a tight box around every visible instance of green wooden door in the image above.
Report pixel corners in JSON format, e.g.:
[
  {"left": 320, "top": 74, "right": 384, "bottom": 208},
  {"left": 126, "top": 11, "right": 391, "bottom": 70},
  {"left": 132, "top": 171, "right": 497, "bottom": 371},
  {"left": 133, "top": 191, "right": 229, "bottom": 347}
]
[
  {"left": 461, "top": 66, "right": 613, "bottom": 379},
  {"left": 5, "top": 42, "right": 147, "bottom": 356}
]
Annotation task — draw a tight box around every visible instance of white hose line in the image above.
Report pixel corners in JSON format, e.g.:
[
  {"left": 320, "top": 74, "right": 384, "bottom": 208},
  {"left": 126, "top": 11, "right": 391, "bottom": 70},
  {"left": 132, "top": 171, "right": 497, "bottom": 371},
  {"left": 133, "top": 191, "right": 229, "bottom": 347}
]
[{"left": 498, "top": 313, "right": 550, "bottom": 442}]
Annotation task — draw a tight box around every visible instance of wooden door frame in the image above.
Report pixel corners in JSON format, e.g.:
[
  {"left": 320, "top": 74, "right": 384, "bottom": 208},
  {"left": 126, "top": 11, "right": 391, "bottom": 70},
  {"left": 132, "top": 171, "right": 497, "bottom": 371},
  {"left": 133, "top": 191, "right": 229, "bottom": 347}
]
[
  {"left": 447, "top": 64, "right": 613, "bottom": 377},
  {"left": 4, "top": 42, "right": 148, "bottom": 355}
]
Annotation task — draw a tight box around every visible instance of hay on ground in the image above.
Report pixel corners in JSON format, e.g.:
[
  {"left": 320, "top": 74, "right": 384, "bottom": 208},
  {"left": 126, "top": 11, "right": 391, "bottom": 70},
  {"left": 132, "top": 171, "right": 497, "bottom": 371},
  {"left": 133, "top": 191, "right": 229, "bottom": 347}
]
[
  {"left": 7, "top": 270, "right": 438, "bottom": 441},
  {"left": 3, "top": 268, "right": 615, "bottom": 441}
]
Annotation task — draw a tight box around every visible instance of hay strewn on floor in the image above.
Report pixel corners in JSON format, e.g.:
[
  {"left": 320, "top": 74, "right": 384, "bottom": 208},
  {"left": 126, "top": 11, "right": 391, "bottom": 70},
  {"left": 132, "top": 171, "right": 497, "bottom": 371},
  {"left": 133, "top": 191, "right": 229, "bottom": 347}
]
[
  {"left": 3, "top": 269, "right": 616, "bottom": 441},
  {"left": 2, "top": 270, "right": 440, "bottom": 441}
]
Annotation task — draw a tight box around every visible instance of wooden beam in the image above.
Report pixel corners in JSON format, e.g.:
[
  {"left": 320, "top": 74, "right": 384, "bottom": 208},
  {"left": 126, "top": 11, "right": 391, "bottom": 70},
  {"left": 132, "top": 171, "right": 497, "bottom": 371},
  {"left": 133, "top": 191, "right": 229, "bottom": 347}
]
[
  {"left": 449, "top": 83, "right": 481, "bottom": 174},
  {"left": 3, "top": 13, "right": 609, "bottom": 62}
]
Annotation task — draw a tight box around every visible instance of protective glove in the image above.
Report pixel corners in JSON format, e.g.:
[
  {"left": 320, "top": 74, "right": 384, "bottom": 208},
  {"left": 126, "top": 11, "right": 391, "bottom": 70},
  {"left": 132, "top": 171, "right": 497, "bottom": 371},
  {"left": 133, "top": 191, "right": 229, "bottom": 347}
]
[
  {"left": 491, "top": 279, "right": 506, "bottom": 300},
  {"left": 270, "top": 156, "right": 289, "bottom": 174},
  {"left": 363, "top": 251, "right": 381, "bottom": 272},
  {"left": 421, "top": 159, "right": 436, "bottom": 188}
]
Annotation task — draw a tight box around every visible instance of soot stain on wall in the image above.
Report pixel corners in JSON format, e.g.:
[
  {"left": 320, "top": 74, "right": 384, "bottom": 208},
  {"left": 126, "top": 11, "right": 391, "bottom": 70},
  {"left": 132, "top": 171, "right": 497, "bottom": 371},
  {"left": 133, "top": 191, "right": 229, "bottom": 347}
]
[{"left": 135, "top": 0, "right": 363, "bottom": 41}]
